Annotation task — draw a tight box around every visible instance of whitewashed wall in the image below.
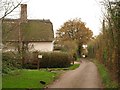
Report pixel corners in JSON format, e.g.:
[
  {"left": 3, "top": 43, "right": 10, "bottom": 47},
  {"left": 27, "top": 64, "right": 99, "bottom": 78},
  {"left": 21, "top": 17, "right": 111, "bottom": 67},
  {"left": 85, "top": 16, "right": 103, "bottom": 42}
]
[{"left": 28, "top": 42, "right": 53, "bottom": 52}]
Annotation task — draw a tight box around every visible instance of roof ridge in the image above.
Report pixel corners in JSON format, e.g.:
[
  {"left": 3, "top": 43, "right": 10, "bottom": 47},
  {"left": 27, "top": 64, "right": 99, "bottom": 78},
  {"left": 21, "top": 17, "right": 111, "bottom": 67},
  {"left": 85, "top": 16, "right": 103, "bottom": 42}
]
[
  {"left": 3, "top": 18, "right": 51, "bottom": 23},
  {"left": 28, "top": 19, "right": 51, "bottom": 23}
]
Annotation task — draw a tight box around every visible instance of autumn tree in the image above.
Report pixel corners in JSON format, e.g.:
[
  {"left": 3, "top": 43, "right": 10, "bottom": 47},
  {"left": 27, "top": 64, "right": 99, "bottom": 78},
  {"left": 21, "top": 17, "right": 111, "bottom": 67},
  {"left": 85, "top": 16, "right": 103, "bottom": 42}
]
[{"left": 55, "top": 18, "right": 93, "bottom": 57}]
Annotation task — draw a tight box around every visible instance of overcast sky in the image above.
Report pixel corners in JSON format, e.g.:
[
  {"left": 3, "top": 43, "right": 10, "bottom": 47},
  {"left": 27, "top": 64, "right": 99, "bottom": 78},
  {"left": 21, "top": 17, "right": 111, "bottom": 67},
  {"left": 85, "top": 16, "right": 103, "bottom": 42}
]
[{"left": 6, "top": 0, "right": 104, "bottom": 36}]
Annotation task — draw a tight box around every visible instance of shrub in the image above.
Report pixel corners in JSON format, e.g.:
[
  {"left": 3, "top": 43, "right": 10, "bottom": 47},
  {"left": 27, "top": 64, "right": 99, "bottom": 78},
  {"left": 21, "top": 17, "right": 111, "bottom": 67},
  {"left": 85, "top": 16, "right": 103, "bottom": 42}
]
[
  {"left": 2, "top": 52, "right": 22, "bottom": 74},
  {"left": 23, "top": 51, "right": 71, "bottom": 68}
]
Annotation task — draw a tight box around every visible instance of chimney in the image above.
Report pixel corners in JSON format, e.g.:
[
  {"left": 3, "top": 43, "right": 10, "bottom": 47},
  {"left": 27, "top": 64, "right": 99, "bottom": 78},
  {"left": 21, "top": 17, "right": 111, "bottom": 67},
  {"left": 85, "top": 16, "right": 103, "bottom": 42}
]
[{"left": 20, "top": 4, "right": 27, "bottom": 23}]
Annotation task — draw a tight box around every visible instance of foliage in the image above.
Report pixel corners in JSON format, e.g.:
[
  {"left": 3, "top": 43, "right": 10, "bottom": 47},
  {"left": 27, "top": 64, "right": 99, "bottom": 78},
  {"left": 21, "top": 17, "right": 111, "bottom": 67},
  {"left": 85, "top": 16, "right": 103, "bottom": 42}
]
[
  {"left": 61, "top": 40, "right": 78, "bottom": 59},
  {"left": 55, "top": 18, "right": 93, "bottom": 57},
  {"left": 23, "top": 52, "right": 71, "bottom": 68},
  {"left": 88, "top": 0, "right": 120, "bottom": 85},
  {"left": 2, "top": 69, "right": 57, "bottom": 88},
  {"left": 87, "top": 38, "right": 95, "bottom": 58},
  {"left": 54, "top": 40, "right": 78, "bottom": 61},
  {"left": 40, "top": 52, "right": 70, "bottom": 68},
  {"left": 94, "top": 60, "right": 118, "bottom": 88},
  {"left": 56, "top": 18, "right": 93, "bottom": 44},
  {"left": 2, "top": 52, "right": 22, "bottom": 74}
]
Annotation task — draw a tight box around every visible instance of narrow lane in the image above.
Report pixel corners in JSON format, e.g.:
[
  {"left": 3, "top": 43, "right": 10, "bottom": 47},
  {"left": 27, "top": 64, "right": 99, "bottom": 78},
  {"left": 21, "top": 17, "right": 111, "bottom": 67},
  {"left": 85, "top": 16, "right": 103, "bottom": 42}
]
[{"left": 48, "top": 59, "right": 103, "bottom": 88}]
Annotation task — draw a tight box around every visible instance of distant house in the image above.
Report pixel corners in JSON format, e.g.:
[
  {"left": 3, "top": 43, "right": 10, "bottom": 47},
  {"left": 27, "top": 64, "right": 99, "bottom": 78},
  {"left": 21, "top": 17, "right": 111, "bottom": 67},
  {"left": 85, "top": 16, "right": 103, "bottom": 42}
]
[{"left": 2, "top": 4, "right": 54, "bottom": 52}]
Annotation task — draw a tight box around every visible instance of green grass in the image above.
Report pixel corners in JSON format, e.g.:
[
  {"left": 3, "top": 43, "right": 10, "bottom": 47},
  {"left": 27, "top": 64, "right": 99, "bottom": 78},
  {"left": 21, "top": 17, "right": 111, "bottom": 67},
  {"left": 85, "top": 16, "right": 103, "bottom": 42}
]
[
  {"left": 94, "top": 60, "right": 118, "bottom": 88},
  {"left": 2, "top": 69, "right": 57, "bottom": 89},
  {"left": 69, "top": 64, "right": 80, "bottom": 70},
  {"left": 2, "top": 64, "right": 80, "bottom": 89},
  {"left": 0, "top": 73, "right": 1, "bottom": 90},
  {"left": 76, "top": 57, "right": 80, "bottom": 61},
  {"left": 46, "top": 64, "right": 80, "bottom": 71}
]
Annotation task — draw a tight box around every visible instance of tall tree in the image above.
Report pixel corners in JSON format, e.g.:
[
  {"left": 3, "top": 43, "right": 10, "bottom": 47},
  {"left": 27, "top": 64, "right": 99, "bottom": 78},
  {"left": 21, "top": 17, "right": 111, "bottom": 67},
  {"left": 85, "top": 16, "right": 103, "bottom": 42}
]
[{"left": 56, "top": 18, "right": 93, "bottom": 56}]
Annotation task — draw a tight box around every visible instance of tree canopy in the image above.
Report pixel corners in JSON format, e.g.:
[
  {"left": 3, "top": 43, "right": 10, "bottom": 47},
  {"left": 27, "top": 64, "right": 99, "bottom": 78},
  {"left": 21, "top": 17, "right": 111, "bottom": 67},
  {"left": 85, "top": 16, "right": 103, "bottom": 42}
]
[
  {"left": 56, "top": 18, "right": 93, "bottom": 44},
  {"left": 55, "top": 18, "right": 93, "bottom": 56}
]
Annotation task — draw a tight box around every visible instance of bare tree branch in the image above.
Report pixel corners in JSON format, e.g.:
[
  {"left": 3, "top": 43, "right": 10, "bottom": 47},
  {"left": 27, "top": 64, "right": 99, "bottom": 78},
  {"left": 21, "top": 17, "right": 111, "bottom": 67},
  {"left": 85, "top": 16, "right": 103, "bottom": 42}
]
[{"left": 0, "top": 0, "right": 22, "bottom": 20}]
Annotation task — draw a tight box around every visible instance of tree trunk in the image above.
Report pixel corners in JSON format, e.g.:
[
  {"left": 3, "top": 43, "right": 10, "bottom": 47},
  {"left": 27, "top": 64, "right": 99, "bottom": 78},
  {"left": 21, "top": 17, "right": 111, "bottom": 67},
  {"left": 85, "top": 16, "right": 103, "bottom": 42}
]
[{"left": 77, "top": 44, "right": 82, "bottom": 57}]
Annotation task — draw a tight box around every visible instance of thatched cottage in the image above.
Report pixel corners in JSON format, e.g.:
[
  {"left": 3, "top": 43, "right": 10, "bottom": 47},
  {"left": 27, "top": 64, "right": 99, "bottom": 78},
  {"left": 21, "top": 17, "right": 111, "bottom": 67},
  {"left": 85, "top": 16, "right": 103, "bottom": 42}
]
[{"left": 2, "top": 4, "right": 54, "bottom": 52}]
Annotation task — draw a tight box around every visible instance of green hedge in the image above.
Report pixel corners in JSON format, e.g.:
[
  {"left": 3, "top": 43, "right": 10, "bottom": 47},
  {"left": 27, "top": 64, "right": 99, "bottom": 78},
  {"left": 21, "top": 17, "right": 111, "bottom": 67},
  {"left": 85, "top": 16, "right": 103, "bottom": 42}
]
[
  {"left": 23, "top": 52, "right": 71, "bottom": 68},
  {"left": 2, "top": 52, "right": 22, "bottom": 74}
]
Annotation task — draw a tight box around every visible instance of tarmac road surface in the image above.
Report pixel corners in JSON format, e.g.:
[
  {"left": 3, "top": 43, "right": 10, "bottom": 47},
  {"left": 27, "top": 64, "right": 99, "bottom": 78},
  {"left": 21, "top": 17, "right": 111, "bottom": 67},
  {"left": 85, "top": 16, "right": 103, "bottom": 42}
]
[{"left": 48, "top": 59, "right": 103, "bottom": 88}]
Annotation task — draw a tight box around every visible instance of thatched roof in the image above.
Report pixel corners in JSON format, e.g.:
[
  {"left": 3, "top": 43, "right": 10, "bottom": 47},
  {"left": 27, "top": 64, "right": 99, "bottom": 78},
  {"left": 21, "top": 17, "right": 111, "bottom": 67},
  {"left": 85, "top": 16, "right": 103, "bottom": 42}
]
[{"left": 2, "top": 19, "right": 54, "bottom": 42}]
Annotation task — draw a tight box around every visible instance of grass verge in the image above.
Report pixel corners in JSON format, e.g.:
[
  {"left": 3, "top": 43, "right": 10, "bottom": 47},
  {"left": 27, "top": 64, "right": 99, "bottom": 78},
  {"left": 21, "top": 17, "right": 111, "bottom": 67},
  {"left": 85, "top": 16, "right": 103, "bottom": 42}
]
[
  {"left": 94, "top": 60, "right": 118, "bottom": 88},
  {"left": 2, "top": 64, "right": 80, "bottom": 89},
  {"left": 69, "top": 64, "right": 80, "bottom": 70},
  {"left": 42, "top": 63, "right": 80, "bottom": 71}
]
